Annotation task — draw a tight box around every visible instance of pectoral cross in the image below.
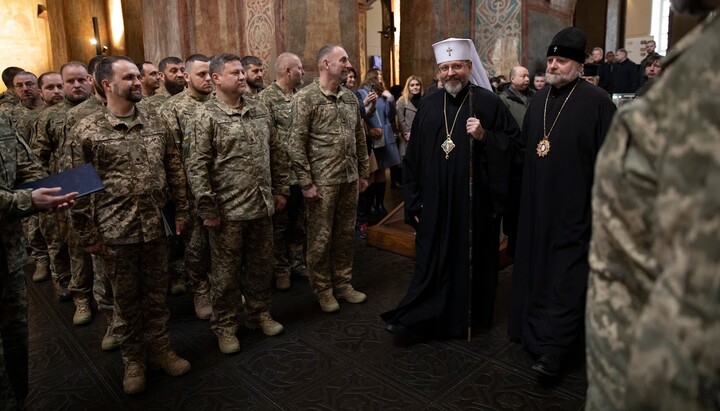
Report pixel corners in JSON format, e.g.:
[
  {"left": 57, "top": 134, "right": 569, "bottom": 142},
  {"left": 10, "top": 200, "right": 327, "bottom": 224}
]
[
  {"left": 553, "top": 46, "right": 558, "bottom": 52},
  {"left": 447, "top": 47, "right": 453, "bottom": 56}
]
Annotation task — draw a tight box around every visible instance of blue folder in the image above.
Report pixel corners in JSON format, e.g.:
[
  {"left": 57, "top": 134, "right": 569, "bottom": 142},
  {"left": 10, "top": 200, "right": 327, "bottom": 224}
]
[{"left": 16, "top": 163, "right": 105, "bottom": 198}]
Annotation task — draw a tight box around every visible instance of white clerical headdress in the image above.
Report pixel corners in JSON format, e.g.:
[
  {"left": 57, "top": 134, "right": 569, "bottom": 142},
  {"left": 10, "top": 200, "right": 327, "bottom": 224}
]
[{"left": 432, "top": 38, "right": 492, "bottom": 92}]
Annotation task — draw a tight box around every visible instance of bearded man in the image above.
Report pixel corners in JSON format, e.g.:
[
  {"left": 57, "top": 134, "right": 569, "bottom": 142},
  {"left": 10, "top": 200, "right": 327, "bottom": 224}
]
[{"left": 507, "top": 27, "right": 617, "bottom": 378}]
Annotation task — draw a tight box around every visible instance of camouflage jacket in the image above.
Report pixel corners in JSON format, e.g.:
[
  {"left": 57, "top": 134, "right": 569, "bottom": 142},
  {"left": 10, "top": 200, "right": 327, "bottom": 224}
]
[
  {"left": 587, "top": 11, "right": 720, "bottom": 411},
  {"left": 67, "top": 105, "right": 189, "bottom": 247},
  {"left": 258, "top": 82, "right": 298, "bottom": 185},
  {"left": 0, "top": 103, "right": 32, "bottom": 129},
  {"left": 61, "top": 95, "right": 105, "bottom": 171},
  {"left": 159, "top": 89, "right": 209, "bottom": 160},
  {"left": 287, "top": 78, "right": 369, "bottom": 187},
  {"left": 0, "top": 91, "right": 20, "bottom": 108},
  {"left": 15, "top": 106, "right": 44, "bottom": 144},
  {"left": 0, "top": 111, "right": 46, "bottom": 273},
  {"left": 138, "top": 89, "right": 170, "bottom": 115},
  {"left": 32, "top": 99, "right": 73, "bottom": 173},
  {"left": 185, "top": 95, "right": 290, "bottom": 222}
]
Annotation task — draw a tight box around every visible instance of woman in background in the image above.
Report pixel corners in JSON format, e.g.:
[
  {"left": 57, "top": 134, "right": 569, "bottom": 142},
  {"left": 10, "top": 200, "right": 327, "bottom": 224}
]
[{"left": 395, "top": 75, "right": 423, "bottom": 162}]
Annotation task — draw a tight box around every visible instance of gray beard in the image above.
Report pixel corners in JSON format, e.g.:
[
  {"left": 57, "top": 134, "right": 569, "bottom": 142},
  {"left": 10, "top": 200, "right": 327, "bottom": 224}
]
[
  {"left": 444, "top": 81, "right": 463, "bottom": 97},
  {"left": 546, "top": 71, "right": 580, "bottom": 87},
  {"left": 670, "top": 0, "right": 714, "bottom": 15}
]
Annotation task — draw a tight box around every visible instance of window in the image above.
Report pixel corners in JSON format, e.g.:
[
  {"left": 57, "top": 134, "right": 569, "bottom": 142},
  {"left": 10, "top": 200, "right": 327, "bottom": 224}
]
[{"left": 650, "top": 0, "right": 671, "bottom": 54}]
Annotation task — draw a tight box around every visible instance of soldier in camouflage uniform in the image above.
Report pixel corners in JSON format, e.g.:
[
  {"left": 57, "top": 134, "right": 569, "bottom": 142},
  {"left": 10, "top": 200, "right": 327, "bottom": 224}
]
[
  {"left": 62, "top": 55, "right": 118, "bottom": 350},
  {"left": 0, "top": 110, "right": 76, "bottom": 410},
  {"left": 138, "top": 56, "right": 186, "bottom": 117},
  {"left": 186, "top": 53, "right": 290, "bottom": 354},
  {"left": 0, "top": 67, "right": 23, "bottom": 112},
  {"left": 33, "top": 62, "right": 96, "bottom": 327},
  {"left": 586, "top": 1, "right": 720, "bottom": 410},
  {"left": 1, "top": 71, "right": 42, "bottom": 128},
  {"left": 159, "top": 54, "right": 214, "bottom": 319},
  {"left": 259, "top": 52, "right": 306, "bottom": 291},
  {"left": 287, "top": 44, "right": 370, "bottom": 313},
  {"left": 66, "top": 56, "right": 191, "bottom": 394}
]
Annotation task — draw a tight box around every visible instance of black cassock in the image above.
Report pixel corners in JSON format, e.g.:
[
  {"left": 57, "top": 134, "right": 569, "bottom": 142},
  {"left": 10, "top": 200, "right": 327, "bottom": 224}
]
[
  {"left": 508, "top": 78, "right": 616, "bottom": 356},
  {"left": 381, "top": 84, "right": 522, "bottom": 338}
]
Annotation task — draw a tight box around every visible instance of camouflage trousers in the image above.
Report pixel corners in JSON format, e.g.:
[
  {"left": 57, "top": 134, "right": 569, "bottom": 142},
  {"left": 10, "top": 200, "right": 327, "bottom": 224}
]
[
  {"left": 95, "top": 238, "right": 171, "bottom": 365},
  {"left": 184, "top": 217, "right": 211, "bottom": 296},
  {"left": 39, "top": 213, "right": 71, "bottom": 284},
  {"left": 92, "top": 254, "right": 114, "bottom": 313},
  {"left": 272, "top": 185, "right": 306, "bottom": 279},
  {"left": 208, "top": 217, "right": 273, "bottom": 337},
  {"left": 304, "top": 182, "right": 358, "bottom": 295},
  {"left": 0, "top": 249, "right": 27, "bottom": 409},
  {"left": 22, "top": 215, "right": 48, "bottom": 268}
]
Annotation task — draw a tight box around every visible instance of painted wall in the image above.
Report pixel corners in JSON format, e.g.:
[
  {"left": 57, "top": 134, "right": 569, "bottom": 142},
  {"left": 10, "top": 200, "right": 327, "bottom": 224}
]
[{"left": 0, "top": 0, "right": 52, "bottom": 92}]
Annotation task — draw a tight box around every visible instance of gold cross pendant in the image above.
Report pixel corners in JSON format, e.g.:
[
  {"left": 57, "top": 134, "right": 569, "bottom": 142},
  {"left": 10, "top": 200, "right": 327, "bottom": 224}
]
[{"left": 441, "top": 135, "right": 455, "bottom": 159}]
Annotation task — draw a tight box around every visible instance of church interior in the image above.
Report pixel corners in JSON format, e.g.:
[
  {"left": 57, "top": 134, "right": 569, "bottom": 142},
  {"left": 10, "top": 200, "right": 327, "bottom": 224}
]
[{"left": 1, "top": 0, "right": 708, "bottom": 409}]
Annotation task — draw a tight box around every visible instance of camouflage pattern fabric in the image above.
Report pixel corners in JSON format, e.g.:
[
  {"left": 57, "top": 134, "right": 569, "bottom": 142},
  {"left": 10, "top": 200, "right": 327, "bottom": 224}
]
[
  {"left": 185, "top": 95, "right": 290, "bottom": 222},
  {"left": 207, "top": 217, "right": 273, "bottom": 337},
  {"left": 304, "top": 182, "right": 358, "bottom": 294},
  {"left": 95, "top": 238, "right": 171, "bottom": 365},
  {"left": 287, "top": 78, "right": 369, "bottom": 187},
  {"left": 137, "top": 90, "right": 170, "bottom": 116},
  {"left": 587, "top": 11, "right": 720, "bottom": 411},
  {"left": 0, "top": 111, "right": 46, "bottom": 408}
]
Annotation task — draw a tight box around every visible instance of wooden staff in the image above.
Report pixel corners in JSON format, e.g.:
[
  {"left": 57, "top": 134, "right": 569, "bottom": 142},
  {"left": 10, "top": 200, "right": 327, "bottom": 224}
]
[{"left": 467, "top": 85, "right": 474, "bottom": 343}]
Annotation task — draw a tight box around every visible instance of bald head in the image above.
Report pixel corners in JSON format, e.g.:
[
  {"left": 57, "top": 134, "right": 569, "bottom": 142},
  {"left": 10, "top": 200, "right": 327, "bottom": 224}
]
[
  {"left": 509, "top": 66, "right": 530, "bottom": 91},
  {"left": 274, "top": 52, "right": 305, "bottom": 90}
]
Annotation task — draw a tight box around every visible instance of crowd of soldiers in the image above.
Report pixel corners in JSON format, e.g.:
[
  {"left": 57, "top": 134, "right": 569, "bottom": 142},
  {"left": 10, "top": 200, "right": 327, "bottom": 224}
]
[{"left": 0, "top": 44, "right": 368, "bottom": 398}]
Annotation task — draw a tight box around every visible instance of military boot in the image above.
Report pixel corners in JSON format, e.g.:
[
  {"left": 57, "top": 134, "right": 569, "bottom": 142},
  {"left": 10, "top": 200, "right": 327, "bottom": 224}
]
[
  {"left": 102, "top": 312, "right": 119, "bottom": 351},
  {"left": 336, "top": 286, "right": 367, "bottom": 303},
  {"left": 193, "top": 293, "right": 212, "bottom": 320},
  {"left": 245, "top": 311, "right": 284, "bottom": 336},
  {"left": 72, "top": 293, "right": 92, "bottom": 325},
  {"left": 170, "top": 278, "right": 187, "bottom": 295},
  {"left": 317, "top": 289, "right": 340, "bottom": 313},
  {"left": 218, "top": 335, "right": 241, "bottom": 354},
  {"left": 32, "top": 262, "right": 50, "bottom": 282},
  {"left": 275, "top": 275, "right": 291, "bottom": 290},
  {"left": 149, "top": 350, "right": 191, "bottom": 376},
  {"left": 123, "top": 362, "right": 146, "bottom": 394}
]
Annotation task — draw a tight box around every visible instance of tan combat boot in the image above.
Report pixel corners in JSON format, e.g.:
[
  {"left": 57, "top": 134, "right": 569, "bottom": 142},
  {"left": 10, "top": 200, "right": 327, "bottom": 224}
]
[
  {"left": 149, "top": 350, "right": 191, "bottom": 376},
  {"left": 72, "top": 294, "right": 92, "bottom": 325},
  {"left": 275, "top": 275, "right": 291, "bottom": 290},
  {"left": 218, "top": 335, "right": 241, "bottom": 354},
  {"left": 336, "top": 286, "right": 367, "bottom": 303},
  {"left": 123, "top": 362, "right": 146, "bottom": 394},
  {"left": 170, "top": 278, "right": 187, "bottom": 295},
  {"left": 317, "top": 289, "right": 340, "bottom": 313},
  {"left": 245, "top": 311, "right": 284, "bottom": 336},
  {"left": 193, "top": 293, "right": 212, "bottom": 320},
  {"left": 102, "top": 312, "right": 119, "bottom": 351},
  {"left": 32, "top": 262, "right": 50, "bottom": 282}
]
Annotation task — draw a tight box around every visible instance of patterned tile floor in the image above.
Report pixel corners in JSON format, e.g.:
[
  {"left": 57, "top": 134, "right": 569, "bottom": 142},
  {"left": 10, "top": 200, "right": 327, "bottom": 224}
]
[{"left": 26, "top": 186, "right": 586, "bottom": 410}]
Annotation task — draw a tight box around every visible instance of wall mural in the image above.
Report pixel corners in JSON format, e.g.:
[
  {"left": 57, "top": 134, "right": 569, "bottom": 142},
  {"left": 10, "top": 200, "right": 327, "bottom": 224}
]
[
  {"left": 474, "top": 0, "right": 522, "bottom": 77},
  {"left": 245, "top": 0, "right": 276, "bottom": 66},
  {"left": 0, "top": 0, "right": 50, "bottom": 91}
]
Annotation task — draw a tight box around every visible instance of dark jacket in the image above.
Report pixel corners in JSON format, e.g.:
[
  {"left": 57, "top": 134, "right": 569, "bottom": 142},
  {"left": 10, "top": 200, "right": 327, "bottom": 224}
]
[
  {"left": 499, "top": 86, "right": 534, "bottom": 130},
  {"left": 610, "top": 59, "right": 640, "bottom": 94}
]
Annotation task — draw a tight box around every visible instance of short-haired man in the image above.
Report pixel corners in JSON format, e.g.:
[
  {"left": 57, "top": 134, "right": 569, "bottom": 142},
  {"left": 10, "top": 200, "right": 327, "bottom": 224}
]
[
  {"left": 15, "top": 72, "right": 63, "bottom": 143},
  {"left": 0, "top": 66, "right": 24, "bottom": 109},
  {"left": 508, "top": 27, "right": 617, "bottom": 378},
  {"left": 33, "top": 61, "right": 96, "bottom": 327},
  {"left": 2, "top": 71, "right": 42, "bottom": 127},
  {"left": 532, "top": 72, "right": 546, "bottom": 90},
  {"left": 67, "top": 56, "right": 191, "bottom": 394},
  {"left": 288, "top": 44, "right": 369, "bottom": 313},
  {"left": 259, "top": 52, "right": 306, "bottom": 291},
  {"left": 590, "top": 46, "right": 612, "bottom": 91},
  {"left": 0, "top": 110, "right": 76, "bottom": 410},
  {"left": 186, "top": 53, "right": 290, "bottom": 354},
  {"left": 139, "top": 56, "right": 186, "bottom": 114},
  {"left": 499, "top": 65, "right": 534, "bottom": 129},
  {"left": 137, "top": 61, "right": 161, "bottom": 97},
  {"left": 158, "top": 53, "right": 214, "bottom": 318},
  {"left": 639, "top": 39, "right": 662, "bottom": 76},
  {"left": 240, "top": 55, "right": 265, "bottom": 94},
  {"left": 610, "top": 48, "right": 640, "bottom": 94}
]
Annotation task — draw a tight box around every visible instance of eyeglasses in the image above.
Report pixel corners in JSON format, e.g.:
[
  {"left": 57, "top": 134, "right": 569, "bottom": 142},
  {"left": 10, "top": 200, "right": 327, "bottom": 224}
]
[{"left": 438, "top": 63, "right": 466, "bottom": 73}]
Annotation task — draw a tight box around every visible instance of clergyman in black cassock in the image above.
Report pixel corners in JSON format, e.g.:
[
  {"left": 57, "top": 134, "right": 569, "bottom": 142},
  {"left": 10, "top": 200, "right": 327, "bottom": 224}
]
[
  {"left": 507, "top": 27, "right": 617, "bottom": 376},
  {"left": 381, "top": 37, "right": 522, "bottom": 341}
]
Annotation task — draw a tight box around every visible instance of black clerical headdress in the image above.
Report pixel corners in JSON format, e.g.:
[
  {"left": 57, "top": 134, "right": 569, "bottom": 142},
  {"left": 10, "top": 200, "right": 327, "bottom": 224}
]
[{"left": 547, "top": 27, "right": 587, "bottom": 64}]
